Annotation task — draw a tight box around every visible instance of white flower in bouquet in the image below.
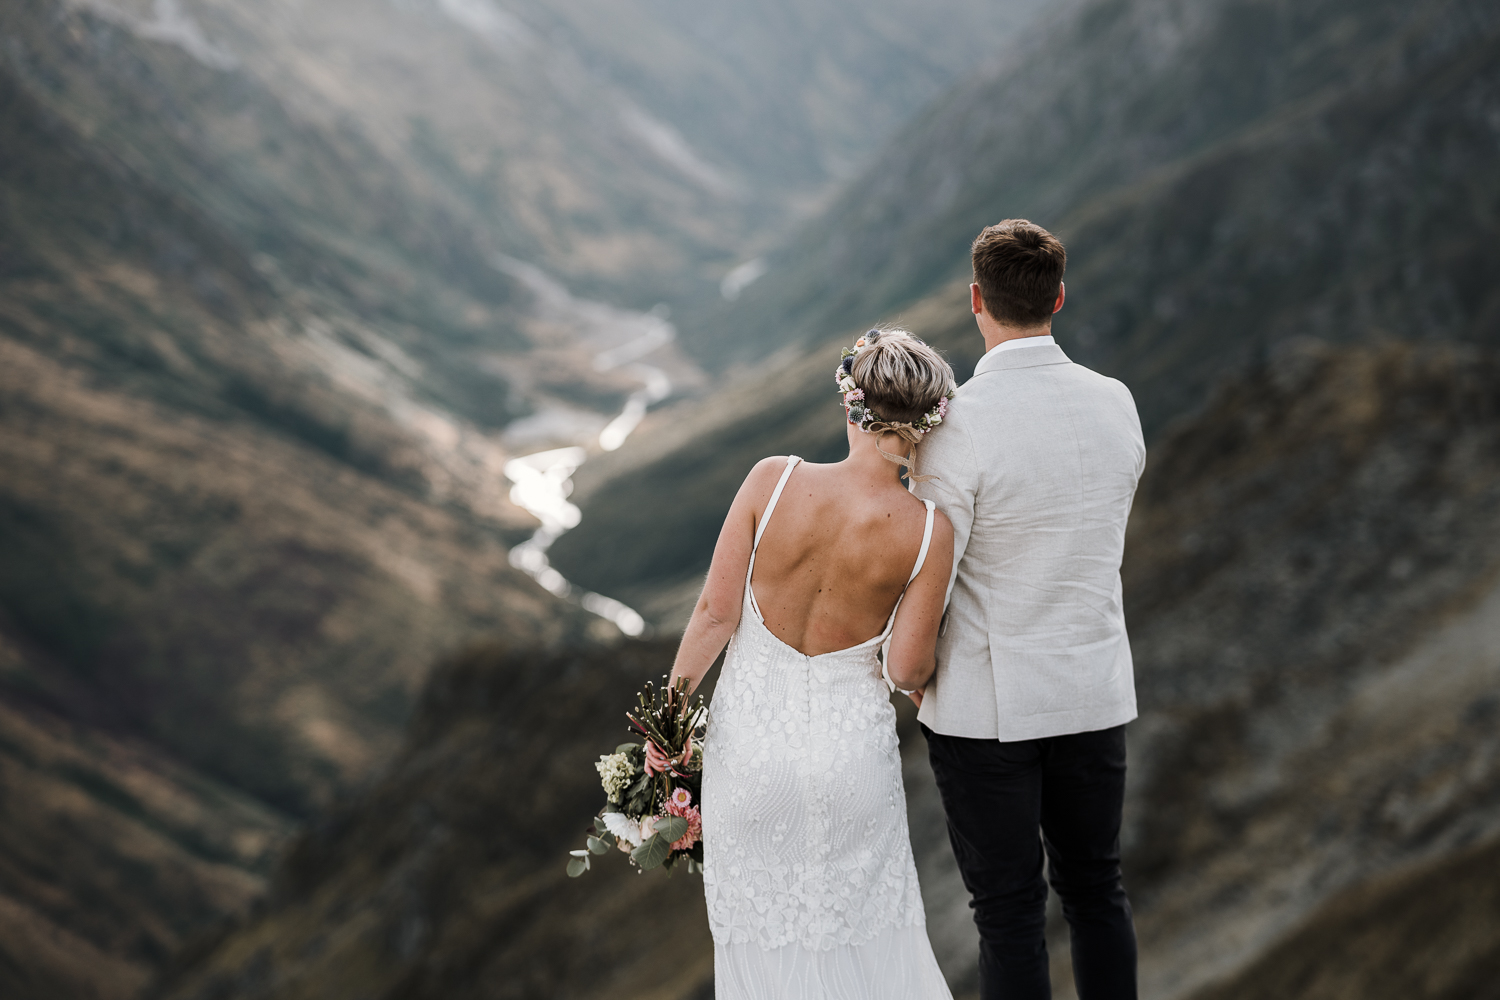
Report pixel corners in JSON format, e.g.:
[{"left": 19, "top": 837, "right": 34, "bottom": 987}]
[
  {"left": 601, "top": 810, "right": 642, "bottom": 847},
  {"left": 595, "top": 752, "right": 635, "bottom": 802}
]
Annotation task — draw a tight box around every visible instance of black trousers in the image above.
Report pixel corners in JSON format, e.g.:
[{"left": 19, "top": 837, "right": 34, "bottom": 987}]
[{"left": 923, "top": 723, "right": 1137, "bottom": 1000}]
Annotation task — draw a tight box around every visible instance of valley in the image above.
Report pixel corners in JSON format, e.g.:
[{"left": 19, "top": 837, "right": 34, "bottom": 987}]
[
  {"left": 3, "top": 0, "right": 1497, "bottom": 996},
  {"left": 0, "top": 0, "right": 1048, "bottom": 994}
]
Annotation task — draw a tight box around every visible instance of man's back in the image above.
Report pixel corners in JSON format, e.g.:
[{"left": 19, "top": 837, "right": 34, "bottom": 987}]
[{"left": 913, "top": 342, "right": 1145, "bottom": 740}]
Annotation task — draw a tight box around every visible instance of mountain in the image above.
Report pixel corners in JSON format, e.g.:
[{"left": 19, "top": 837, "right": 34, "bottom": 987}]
[
  {"left": 676, "top": 0, "right": 1500, "bottom": 416},
  {"left": 1, "top": 0, "right": 1057, "bottom": 993},
  {"left": 0, "top": 42, "right": 594, "bottom": 997},
  {"left": 149, "top": 339, "right": 1500, "bottom": 1000},
  {"left": 552, "top": 0, "right": 1500, "bottom": 607},
  {"left": 34, "top": 0, "right": 1047, "bottom": 312}
]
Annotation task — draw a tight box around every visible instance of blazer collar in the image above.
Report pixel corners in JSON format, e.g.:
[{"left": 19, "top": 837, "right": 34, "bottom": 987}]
[{"left": 972, "top": 342, "right": 1072, "bottom": 377}]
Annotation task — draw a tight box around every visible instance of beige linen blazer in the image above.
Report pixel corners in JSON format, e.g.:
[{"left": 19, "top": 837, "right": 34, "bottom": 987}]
[{"left": 912, "top": 342, "right": 1145, "bottom": 741}]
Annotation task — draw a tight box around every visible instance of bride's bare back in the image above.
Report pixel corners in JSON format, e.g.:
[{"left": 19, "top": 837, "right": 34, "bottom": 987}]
[
  {"left": 672, "top": 441, "right": 953, "bottom": 695},
  {"left": 749, "top": 459, "right": 932, "bottom": 657}
]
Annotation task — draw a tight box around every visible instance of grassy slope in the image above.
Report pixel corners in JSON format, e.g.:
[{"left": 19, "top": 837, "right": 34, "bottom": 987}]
[
  {"left": 0, "top": 674, "right": 293, "bottom": 1000},
  {"left": 154, "top": 640, "right": 717, "bottom": 1000},
  {"left": 1187, "top": 833, "right": 1500, "bottom": 1000}
]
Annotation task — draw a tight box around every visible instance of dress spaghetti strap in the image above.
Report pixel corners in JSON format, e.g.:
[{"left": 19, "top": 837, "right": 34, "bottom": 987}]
[
  {"left": 906, "top": 500, "right": 936, "bottom": 584},
  {"left": 753, "top": 456, "right": 802, "bottom": 552},
  {"left": 745, "top": 456, "right": 801, "bottom": 621},
  {"left": 875, "top": 499, "right": 937, "bottom": 643}
]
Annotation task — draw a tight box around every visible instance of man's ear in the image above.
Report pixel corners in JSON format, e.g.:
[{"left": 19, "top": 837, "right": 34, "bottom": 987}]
[
  {"left": 971, "top": 283, "right": 985, "bottom": 317},
  {"left": 1053, "top": 282, "right": 1066, "bottom": 315}
]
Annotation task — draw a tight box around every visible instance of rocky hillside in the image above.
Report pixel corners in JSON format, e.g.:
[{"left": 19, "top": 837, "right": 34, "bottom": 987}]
[
  {"left": 151, "top": 340, "right": 1500, "bottom": 1000},
  {"left": 1111, "top": 341, "right": 1500, "bottom": 999}
]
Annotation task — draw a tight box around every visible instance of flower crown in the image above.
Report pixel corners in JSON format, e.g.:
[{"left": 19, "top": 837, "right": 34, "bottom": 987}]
[{"left": 835, "top": 330, "right": 954, "bottom": 437}]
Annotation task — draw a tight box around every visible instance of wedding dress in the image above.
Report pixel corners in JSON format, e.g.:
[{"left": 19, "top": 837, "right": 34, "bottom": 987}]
[{"left": 702, "top": 456, "right": 953, "bottom": 999}]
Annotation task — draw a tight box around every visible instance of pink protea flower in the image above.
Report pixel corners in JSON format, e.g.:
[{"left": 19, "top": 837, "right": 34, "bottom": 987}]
[
  {"left": 670, "top": 787, "right": 692, "bottom": 809},
  {"left": 663, "top": 802, "right": 702, "bottom": 851}
]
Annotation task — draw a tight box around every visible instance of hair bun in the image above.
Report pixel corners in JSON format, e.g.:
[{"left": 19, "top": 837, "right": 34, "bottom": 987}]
[{"left": 834, "top": 328, "right": 957, "bottom": 480}]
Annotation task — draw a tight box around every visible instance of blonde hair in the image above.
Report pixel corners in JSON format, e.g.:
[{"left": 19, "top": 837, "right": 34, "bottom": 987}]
[{"left": 847, "top": 328, "right": 955, "bottom": 480}]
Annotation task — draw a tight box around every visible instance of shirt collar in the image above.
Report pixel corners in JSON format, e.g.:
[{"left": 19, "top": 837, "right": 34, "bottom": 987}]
[{"left": 980, "top": 334, "right": 1056, "bottom": 364}]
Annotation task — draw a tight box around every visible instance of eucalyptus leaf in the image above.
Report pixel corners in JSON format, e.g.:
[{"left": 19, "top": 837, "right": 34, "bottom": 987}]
[
  {"left": 567, "top": 858, "right": 588, "bottom": 878},
  {"left": 653, "top": 815, "right": 688, "bottom": 844},
  {"left": 616, "top": 743, "right": 640, "bottom": 754},
  {"left": 587, "top": 836, "right": 608, "bottom": 855},
  {"left": 631, "top": 833, "right": 672, "bottom": 871}
]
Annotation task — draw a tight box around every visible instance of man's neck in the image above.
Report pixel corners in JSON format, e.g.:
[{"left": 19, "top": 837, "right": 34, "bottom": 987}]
[{"left": 979, "top": 318, "right": 1052, "bottom": 354}]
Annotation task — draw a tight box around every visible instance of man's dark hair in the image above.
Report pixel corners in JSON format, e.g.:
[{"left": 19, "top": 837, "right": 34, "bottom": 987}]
[{"left": 971, "top": 220, "right": 1067, "bottom": 326}]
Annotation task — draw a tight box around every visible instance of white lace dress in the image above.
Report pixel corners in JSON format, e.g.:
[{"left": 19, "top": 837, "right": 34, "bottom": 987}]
[{"left": 702, "top": 456, "right": 953, "bottom": 999}]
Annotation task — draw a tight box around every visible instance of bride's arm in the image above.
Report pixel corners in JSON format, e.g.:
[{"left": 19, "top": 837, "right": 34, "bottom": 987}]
[
  {"left": 669, "top": 458, "right": 784, "bottom": 694},
  {"left": 885, "top": 511, "right": 955, "bottom": 694}
]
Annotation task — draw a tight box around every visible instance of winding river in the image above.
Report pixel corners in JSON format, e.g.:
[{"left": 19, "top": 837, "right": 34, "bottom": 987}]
[{"left": 499, "top": 298, "right": 675, "bottom": 637}]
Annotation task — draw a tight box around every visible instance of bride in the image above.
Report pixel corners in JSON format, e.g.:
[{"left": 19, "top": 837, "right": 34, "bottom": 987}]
[{"left": 669, "top": 329, "right": 957, "bottom": 999}]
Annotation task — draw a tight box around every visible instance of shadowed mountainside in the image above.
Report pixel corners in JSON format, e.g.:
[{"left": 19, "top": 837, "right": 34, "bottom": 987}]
[
  {"left": 153, "top": 640, "right": 718, "bottom": 1000},
  {"left": 152, "top": 341, "right": 1500, "bottom": 1000},
  {"left": 1113, "top": 342, "right": 1500, "bottom": 999}
]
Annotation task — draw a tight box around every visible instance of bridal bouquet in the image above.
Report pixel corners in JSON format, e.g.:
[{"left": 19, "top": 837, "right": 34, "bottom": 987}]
[{"left": 567, "top": 675, "right": 707, "bottom": 877}]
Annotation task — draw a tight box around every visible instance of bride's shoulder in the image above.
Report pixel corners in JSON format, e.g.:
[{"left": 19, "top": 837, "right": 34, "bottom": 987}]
[
  {"left": 749, "top": 455, "right": 793, "bottom": 473},
  {"left": 735, "top": 456, "right": 795, "bottom": 499}
]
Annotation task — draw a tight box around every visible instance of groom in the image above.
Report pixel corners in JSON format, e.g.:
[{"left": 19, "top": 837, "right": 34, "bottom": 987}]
[{"left": 912, "top": 220, "right": 1145, "bottom": 999}]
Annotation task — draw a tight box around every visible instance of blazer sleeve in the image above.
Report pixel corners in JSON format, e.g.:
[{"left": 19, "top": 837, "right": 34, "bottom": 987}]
[{"left": 913, "top": 418, "right": 979, "bottom": 606}]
